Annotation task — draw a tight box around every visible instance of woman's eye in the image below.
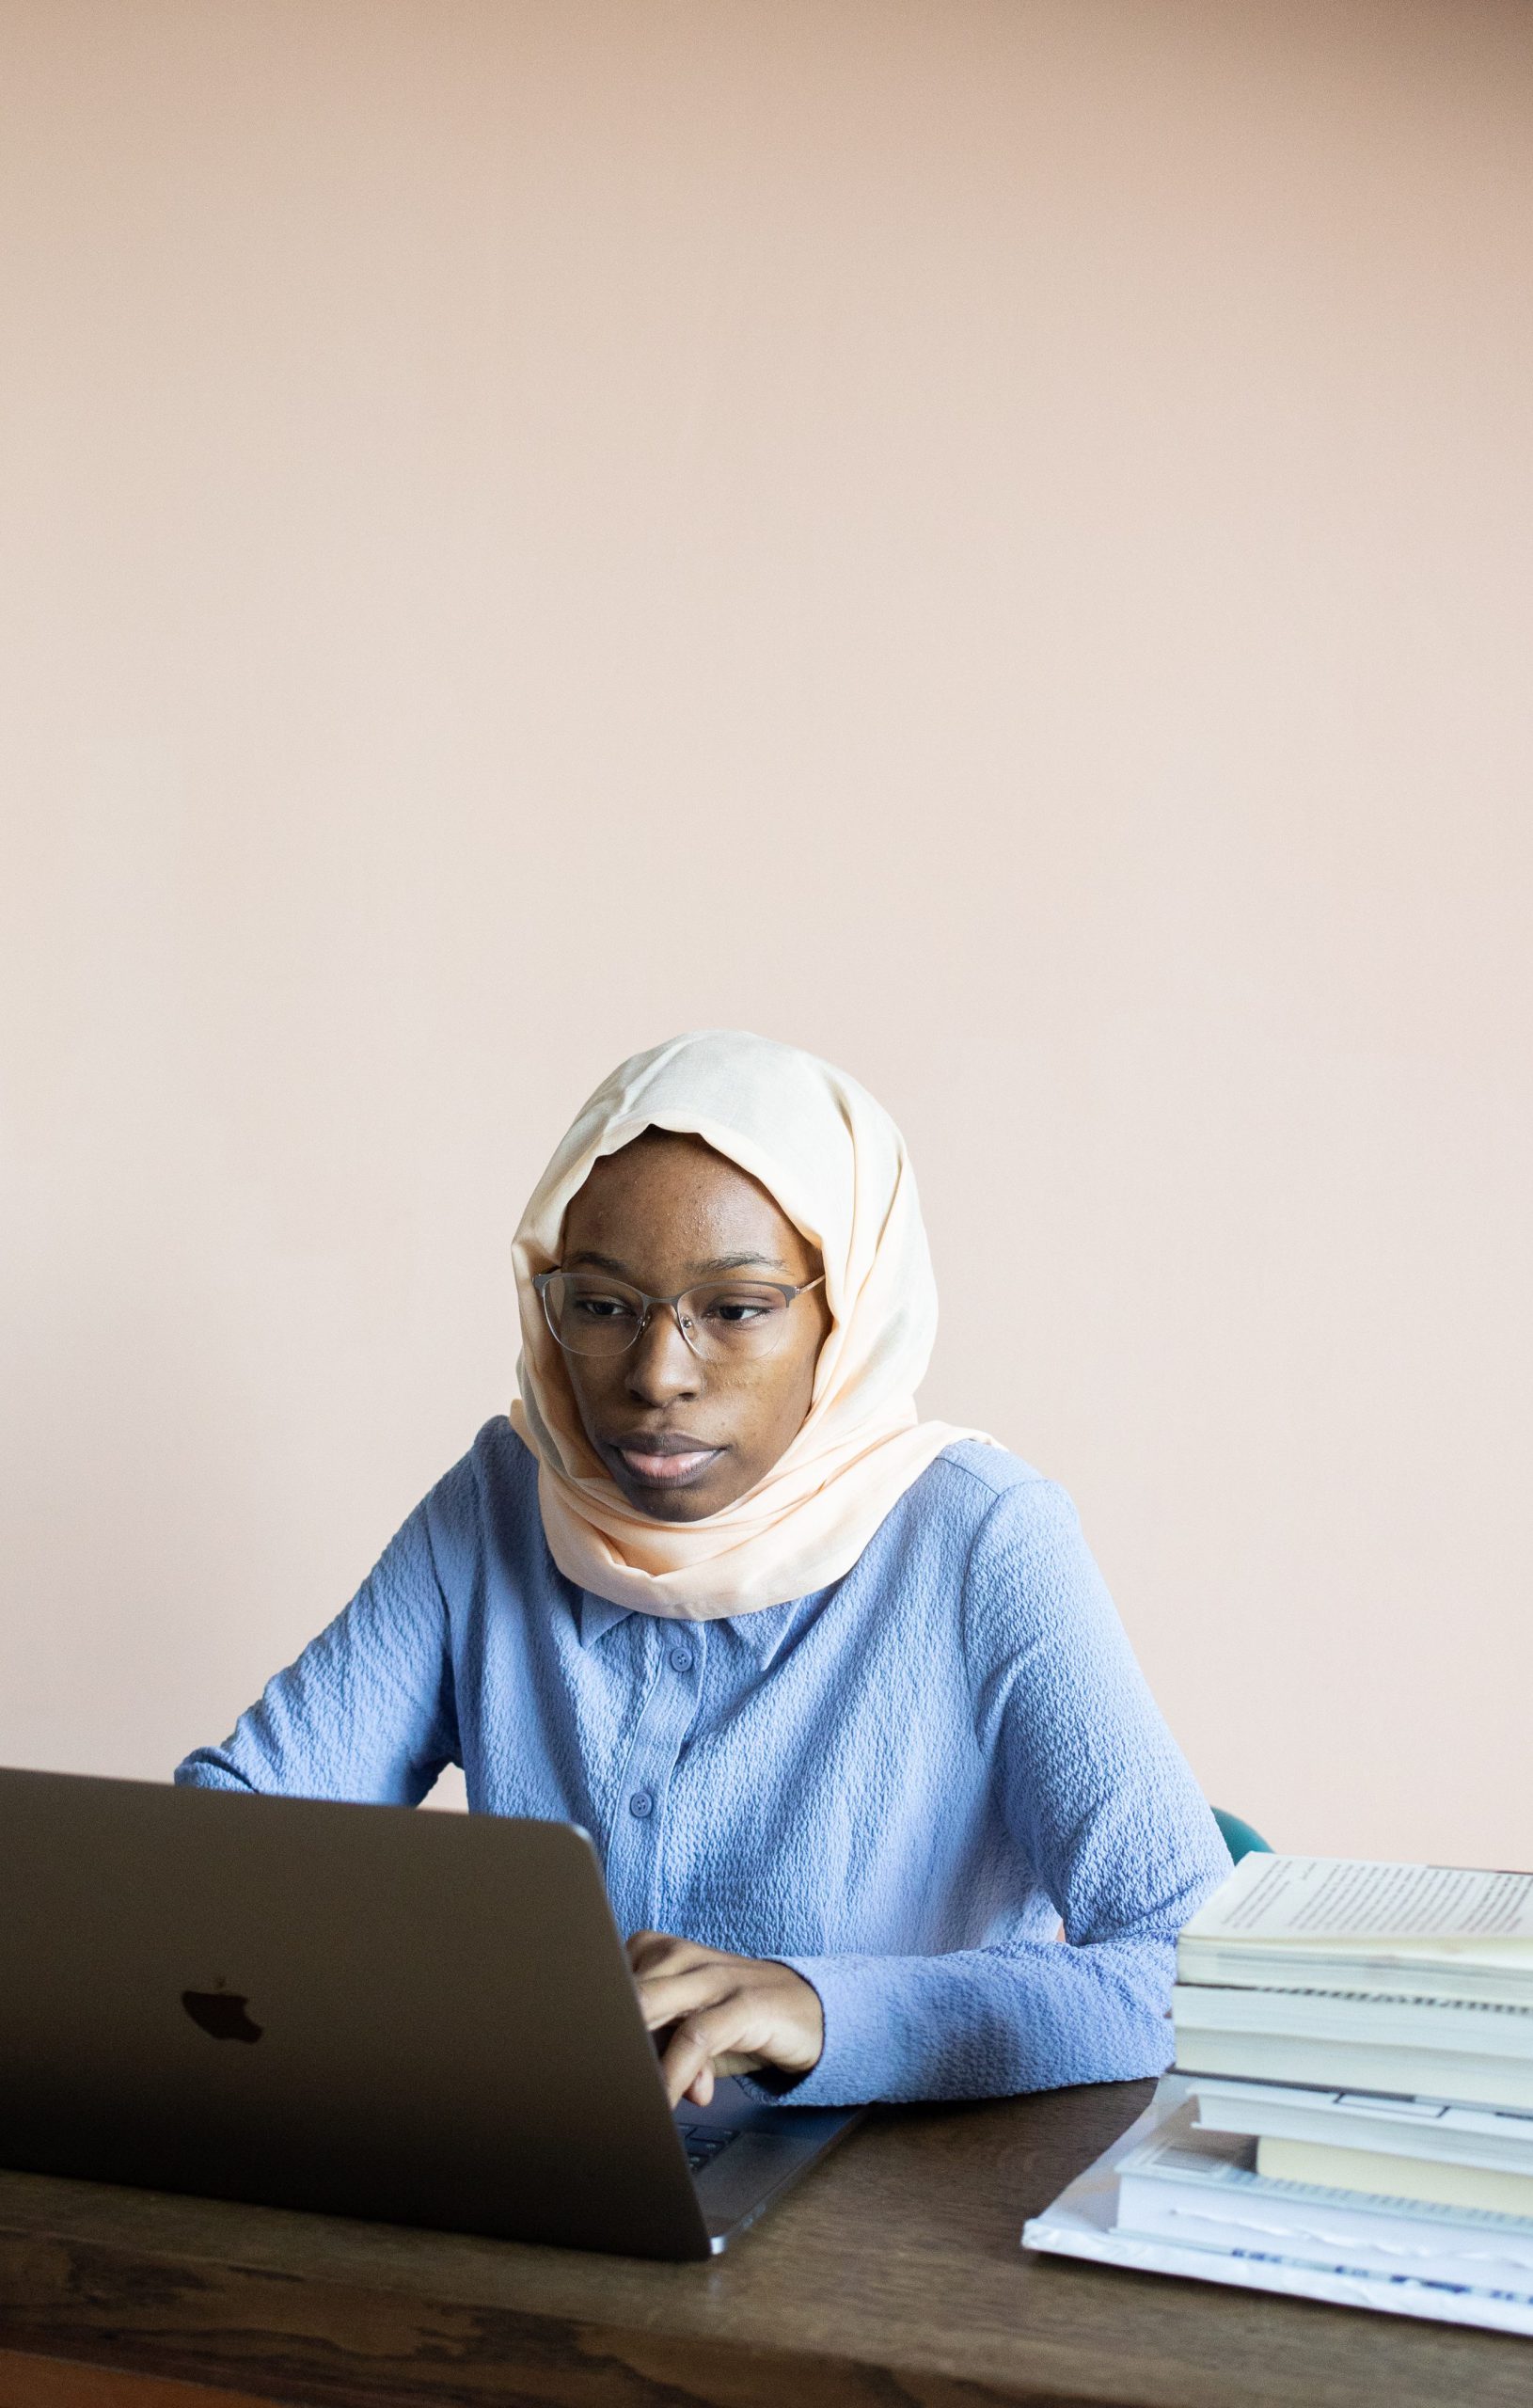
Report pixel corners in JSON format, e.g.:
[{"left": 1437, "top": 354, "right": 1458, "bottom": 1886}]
[
  {"left": 572, "top": 1295, "right": 635, "bottom": 1321},
  {"left": 703, "top": 1293, "right": 776, "bottom": 1324}
]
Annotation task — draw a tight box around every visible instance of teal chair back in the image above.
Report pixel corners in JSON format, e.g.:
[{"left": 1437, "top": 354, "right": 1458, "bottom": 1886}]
[{"left": 1212, "top": 1807, "right": 1272, "bottom": 1864}]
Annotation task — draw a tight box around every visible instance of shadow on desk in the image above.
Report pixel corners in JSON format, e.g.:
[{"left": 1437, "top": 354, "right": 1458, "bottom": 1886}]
[{"left": 1, "top": 2082, "right": 1531, "bottom": 2408}]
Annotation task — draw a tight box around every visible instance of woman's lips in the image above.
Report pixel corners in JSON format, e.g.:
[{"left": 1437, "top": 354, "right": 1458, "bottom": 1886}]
[{"left": 614, "top": 1445, "right": 721, "bottom": 1486}]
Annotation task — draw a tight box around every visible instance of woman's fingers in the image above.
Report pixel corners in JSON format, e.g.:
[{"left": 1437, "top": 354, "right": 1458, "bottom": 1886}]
[
  {"left": 630, "top": 1959, "right": 735, "bottom": 2032},
  {"left": 625, "top": 1929, "right": 712, "bottom": 1978},
  {"left": 657, "top": 2000, "right": 758, "bottom": 2109},
  {"left": 658, "top": 1982, "right": 825, "bottom": 2109},
  {"left": 622, "top": 1932, "right": 827, "bottom": 2110}
]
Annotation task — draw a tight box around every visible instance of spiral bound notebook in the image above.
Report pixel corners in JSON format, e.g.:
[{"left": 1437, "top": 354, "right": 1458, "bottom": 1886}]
[{"left": 1021, "top": 2075, "right": 1533, "bottom": 2339}]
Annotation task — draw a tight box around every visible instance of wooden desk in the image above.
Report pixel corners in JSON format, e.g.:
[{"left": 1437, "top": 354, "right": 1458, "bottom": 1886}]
[{"left": 1, "top": 2078, "right": 1530, "bottom": 2408}]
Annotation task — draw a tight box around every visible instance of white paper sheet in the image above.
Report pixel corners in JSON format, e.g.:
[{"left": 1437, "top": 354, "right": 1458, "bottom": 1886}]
[
  {"left": 1184, "top": 1858, "right": 1533, "bottom": 1953},
  {"left": 1021, "top": 2078, "right": 1533, "bottom": 2339},
  {"left": 1115, "top": 2109, "right": 1533, "bottom": 2287}
]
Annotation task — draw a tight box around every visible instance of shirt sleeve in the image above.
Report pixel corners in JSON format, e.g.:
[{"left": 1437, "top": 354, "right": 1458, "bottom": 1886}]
[
  {"left": 752, "top": 1476, "right": 1231, "bottom": 2107},
  {"left": 173, "top": 1499, "right": 459, "bottom": 1807}
]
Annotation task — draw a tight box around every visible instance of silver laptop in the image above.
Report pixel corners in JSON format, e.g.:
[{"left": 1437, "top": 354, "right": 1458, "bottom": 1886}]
[{"left": 0, "top": 1766, "right": 860, "bottom": 2258}]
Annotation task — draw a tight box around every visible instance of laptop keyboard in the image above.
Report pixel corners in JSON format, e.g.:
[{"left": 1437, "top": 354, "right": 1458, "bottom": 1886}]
[{"left": 677, "top": 2122, "right": 742, "bottom": 2175}]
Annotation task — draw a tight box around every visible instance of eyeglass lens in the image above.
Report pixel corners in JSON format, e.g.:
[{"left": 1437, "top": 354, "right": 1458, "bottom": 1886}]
[{"left": 541, "top": 1272, "right": 797, "bottom": 1361}]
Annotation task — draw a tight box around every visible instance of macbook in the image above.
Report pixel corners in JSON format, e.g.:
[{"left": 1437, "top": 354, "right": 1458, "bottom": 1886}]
[{"left": 0, "top": 1766, "right": 860, "bottom": 2258}]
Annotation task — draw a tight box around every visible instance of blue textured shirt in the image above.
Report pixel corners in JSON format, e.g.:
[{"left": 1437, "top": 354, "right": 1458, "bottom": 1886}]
[{"left": 175, "top": 1418, "right": 1229, "bottom": 2106}]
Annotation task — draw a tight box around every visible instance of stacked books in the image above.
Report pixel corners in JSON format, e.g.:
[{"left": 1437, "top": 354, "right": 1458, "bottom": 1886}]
[{"left": 1023, "top": 1853, "right": 1533, "bottom": 2337}]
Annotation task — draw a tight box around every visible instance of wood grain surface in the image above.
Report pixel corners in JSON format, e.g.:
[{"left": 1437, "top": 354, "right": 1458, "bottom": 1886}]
[
  {"left": 2, "top": 2080, "right": 1532, "bottom": 2408},
  {"left": 0, "top": 2349, "right": 278, "bottom": 2407}
]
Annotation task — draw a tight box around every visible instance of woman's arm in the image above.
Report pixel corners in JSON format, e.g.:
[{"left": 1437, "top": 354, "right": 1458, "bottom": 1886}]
[
  {"left": 730, "top": 1477, "right": 1229, "bottom": 2108},
  {"left": 174, "top": 1499, "right": 458, "bottom": 1806}
]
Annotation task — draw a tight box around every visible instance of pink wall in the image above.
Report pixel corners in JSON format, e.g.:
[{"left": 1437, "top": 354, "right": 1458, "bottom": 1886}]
[{"left": 3, "top": 0, "right": 1530, "bottom": 1861}]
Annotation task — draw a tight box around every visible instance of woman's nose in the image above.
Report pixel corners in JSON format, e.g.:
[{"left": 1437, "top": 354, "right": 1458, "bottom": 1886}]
[{"left": 624, "top": 1307, "right": 700, "bottom": 1402}]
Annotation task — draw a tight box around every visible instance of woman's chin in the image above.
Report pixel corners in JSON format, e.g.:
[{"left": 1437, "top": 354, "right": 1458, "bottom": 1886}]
[
  {"left": 616, "top": 1468, "right": 740, "bottom": 1523},
  {"left": 625, "top": 1485, "right": 727, "bottom": 1523}
]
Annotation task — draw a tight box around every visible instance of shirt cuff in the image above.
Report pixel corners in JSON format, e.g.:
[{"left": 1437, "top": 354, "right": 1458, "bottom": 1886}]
[
  {"left": 735, "top": 1942, "right": 1178, "bottom": 2108},
  {"left": 733, "top": 1953, "right": 903, "bottom": 2108}
]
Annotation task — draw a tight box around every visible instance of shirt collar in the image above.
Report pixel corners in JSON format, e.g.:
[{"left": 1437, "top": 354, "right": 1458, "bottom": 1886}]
[
  {"left": 574, "top": 1590, "right": 813, "bottom": 1666},
  {"left": 575, "top": 1592, "right": 633, "bottom": 1650}
]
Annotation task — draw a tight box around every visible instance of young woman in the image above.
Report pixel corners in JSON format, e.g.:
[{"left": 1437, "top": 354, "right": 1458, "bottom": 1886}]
[{"left": 178, "top": 1028, "right": 1229, "bottom": 2111}]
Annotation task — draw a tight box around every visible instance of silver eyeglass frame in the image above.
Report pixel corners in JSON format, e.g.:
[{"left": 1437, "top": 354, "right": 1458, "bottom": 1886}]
[{"left": 532, "top": 1268, "right": 826, "bottom": 1361}]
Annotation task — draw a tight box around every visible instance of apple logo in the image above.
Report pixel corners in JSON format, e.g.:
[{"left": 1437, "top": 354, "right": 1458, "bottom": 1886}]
[{"left": 181, "top": 1981, "right": 263, "bottom": 2044}]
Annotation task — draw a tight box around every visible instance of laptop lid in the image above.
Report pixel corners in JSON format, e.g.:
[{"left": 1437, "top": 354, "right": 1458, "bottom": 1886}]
[{"left": 0, "top": 1767, "right": 719, "bottom": 2258}]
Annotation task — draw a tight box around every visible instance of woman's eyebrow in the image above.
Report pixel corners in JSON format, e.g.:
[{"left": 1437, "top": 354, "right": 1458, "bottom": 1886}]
[
  {"left": 562, "top": 1249, "right": 789, "bottom": 1276},
  {"left": 689, "top": 1251, "right": 790, "bottom": 1275}
]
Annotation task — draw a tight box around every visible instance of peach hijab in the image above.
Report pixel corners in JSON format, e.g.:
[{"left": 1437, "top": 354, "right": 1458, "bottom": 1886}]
[{"left": 509, "top": 1028, "right": 994, "bottom": 1620}]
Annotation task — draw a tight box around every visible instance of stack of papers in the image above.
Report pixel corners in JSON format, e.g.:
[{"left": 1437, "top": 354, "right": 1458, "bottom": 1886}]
[{"left": 1023, "top": 1854, "right": 1533, "bottom": 2337}]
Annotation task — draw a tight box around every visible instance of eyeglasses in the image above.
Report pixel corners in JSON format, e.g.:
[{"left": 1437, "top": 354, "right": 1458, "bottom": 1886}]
[{"left": 534, "top": 1269, "right": 825, "bottom": 1364}]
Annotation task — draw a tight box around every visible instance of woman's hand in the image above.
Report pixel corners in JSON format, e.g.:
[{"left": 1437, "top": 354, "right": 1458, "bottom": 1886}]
[{"left": 625, "top": 1931, "right": 825, "bottom": 2109}]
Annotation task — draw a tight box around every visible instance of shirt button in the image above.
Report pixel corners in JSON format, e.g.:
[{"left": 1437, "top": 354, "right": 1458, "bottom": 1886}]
[
  {"left": 628, "top": 1790, "right": 655, "bottom": 1819},
  {"left": 669, "top": 1645, "right": 694, "bottom": 1673}
]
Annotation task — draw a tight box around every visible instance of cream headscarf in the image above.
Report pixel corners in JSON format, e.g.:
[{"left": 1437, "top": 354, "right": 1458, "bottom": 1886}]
[{"left": 509, "top": 1028, "right": 995, "bottom": 1619}]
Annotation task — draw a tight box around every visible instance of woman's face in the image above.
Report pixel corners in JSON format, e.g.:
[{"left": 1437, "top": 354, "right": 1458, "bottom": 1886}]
[{"left": 556, "top": 1131, "right": 832, "bottom": 1522}]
